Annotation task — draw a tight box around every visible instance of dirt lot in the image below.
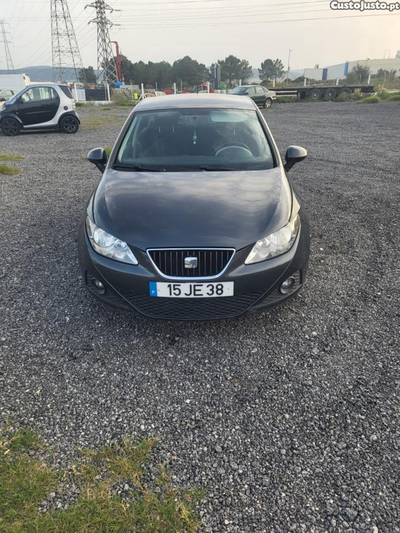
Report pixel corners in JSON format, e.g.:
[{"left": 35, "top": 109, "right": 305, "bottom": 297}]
[{"left": 0, "top": 101, "right": 399, "bottom": 533}]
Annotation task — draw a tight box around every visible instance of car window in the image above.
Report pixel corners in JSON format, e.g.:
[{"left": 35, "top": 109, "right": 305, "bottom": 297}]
[
  {"left": 256, "top": 87, "right": 265, "bottom": 94},
  {"left": 245, "top": 87, "right": 256, "bottom": 95},
  {"left": 231, "top": 87, "right": 247, "bottom": 95},
  {"left": 59, "top": 85, "right": 73, "bottom": 99},
  {"left": 116, "top": 108, "right": 275, "bottom": 172},
  {"left": 21, "top": 87, "right": 57, "bottom": 103}
]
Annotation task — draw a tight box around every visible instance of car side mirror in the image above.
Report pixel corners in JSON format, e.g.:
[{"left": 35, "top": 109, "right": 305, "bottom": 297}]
[
  {"left": 284, "top": 146, "right": 308, "bottom": 172},
  {"left": 88, "top": 147, "right": 108, "bottom": 173}
]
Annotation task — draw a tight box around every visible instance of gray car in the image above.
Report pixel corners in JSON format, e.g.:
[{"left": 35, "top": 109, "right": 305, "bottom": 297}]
[
  {"left": 79, "top": 94, "right": 309, "bottom": 321},
  {"left": 231, "top": 85, "right": 277, "bottom": 108}
]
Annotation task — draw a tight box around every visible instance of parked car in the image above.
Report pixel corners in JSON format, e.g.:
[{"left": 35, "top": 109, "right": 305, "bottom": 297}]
[
  {"left": 231, "top": 85, "right": 276, "bottom": 108},
  {"left": 0, "top": 83, "right": 80, "bottom": 136},
  {"left": 0, "top": 89, "right": 16, "bottom": 102},
  {"left": 79, "top": 94, "right": 309, "bottom": 321}
]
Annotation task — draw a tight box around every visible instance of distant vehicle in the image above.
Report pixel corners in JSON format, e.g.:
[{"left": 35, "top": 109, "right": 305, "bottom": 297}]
[
  {"left": 79, "top": 94, "right": 310, "bottom": 320},
  {"left": 231, "top": 85, "right": 276, "bottom": 109},
  {"left": 145, "top": 91, "right": 167, "bottom": 98},
  {"left": 270, "top": 84, "right": 374, "bottom": 100},
  {"left": 0, "top": 73, "right": 31, "bottom": 91},
  {"left": 192, "top": 84, "right": 214, "bottom": 93},
  {"left": 0, "top": 83, "right": 80, "bottom": 137},
  {"left": 0, "top": 89, "right": 16, "bottom": 102}
]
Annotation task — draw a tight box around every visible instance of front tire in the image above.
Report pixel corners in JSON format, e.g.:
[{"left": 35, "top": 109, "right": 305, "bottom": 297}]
[
  {"left": 264, "top": 98, "right": 272, "bottom": 109},
  {"left": 60, "top": 115, "right": 79, "bottom": 134},
  {"left": 1, "top": 117, "right": 21, "bottom": 136}
]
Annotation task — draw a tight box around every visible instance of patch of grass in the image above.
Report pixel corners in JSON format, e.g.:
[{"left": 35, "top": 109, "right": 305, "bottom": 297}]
[
  {"left": 0, "top": 426, "right": 203, "bottom": 533},
  {"left": 359, "top": 95, "right": 381, "bottom": 104},
  {"left": 0, "top": 163, "right": 20, "bottom": 175},
  {"left": 75, "top": 102, "right": 85, "bottom": 107},
  {"left": 376, "top": 90, "right": 391, "bottom": 100},
  {"left": 0, "top": 153, "right": 24, "bottom": 162},
  {"left": 104, "top": 146, "right": 112, "bottom": 158},
  {"left": 82, "top": 112, "right": 125, "bottom": 131},
  {"left": 119, "top": 101, "right": 137, "bottom": 107},
  {"left": 388, "top": 94, "right": 400, "bottom": 101},
  {"left": 101, "top": 106, "right": 111, "bottom": 111},
  {"left": 275, "top": 96, "right": 299, "bottom": 103}
]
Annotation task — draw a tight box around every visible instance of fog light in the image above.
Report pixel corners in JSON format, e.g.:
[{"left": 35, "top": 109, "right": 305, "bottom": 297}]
[
  {"left": 93, "top": 278, "right": 105, "bottom": 291},
  {"left": 280, "top": 276, "right": 295, "bottom": 294}
]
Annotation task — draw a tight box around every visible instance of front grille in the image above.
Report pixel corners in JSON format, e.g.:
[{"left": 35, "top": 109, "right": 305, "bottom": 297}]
[
  {"left": 148, "top": 249, "right": 234, "bottom": 278},
  {"left": 116, "top": 288, "right": 265, "bottom": 320}
]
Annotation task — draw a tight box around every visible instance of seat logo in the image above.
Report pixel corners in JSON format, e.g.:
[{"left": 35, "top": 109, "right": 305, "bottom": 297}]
[{"left": 185, "top": 257, "right": 198, "bottom": 269}]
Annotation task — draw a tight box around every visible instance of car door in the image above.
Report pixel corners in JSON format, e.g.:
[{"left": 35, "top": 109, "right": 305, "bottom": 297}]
[
  {"left": 18, "top": 86, "right": 60, "bottom": 126},
  {"left": 244, "top": 86, "right": 256, "bottom": 103},
  {"left": 254, "top": 86, "right": 266, "bottom": 106}
]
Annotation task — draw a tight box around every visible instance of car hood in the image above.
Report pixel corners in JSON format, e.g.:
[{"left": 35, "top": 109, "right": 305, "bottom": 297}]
[{"left": 93, "top": 167, "right": 292, "bottom": 250}]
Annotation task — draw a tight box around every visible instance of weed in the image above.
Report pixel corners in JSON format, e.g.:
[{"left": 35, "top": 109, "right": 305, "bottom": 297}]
[
  {"left": 0, "top": 163, "right": 20, "bottom": 175},
  {"left": 0, "top": 154, "right": 24, "bottom": 162}
]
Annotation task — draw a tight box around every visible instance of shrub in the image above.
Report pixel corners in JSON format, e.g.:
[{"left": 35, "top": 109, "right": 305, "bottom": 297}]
[
  {"left": 336, "top": 92, "right": 350, "bottom": 102},
  {"left": 376, "top": 90, "right": 391, "bottom": 100},
  {"left": 388, "top": 94, "right": 400, "bottom": 101},
  {"left": 359, "top": 96, "right": 380, "bottom": 104}
]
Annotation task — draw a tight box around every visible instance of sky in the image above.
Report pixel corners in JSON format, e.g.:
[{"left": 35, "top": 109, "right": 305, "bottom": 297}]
[{"left": 1, "top": 0, "right": 400, "bottom": 71}]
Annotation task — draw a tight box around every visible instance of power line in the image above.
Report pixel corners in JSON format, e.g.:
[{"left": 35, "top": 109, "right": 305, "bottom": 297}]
[
  {"left": 0, "top": 20, "right": 15, "bottom": 71},
  {"left": 120, "top": 12, "right": 400, "bottom": 28}
]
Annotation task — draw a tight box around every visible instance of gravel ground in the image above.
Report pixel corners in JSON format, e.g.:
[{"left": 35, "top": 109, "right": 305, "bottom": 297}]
[{"left": 0, "top": 101, "right": 399, "bottom": 533}]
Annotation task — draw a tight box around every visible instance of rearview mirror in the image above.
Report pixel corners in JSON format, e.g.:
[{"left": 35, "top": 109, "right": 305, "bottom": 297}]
[
  {"left": 88, "top": 147, "right": 108, "bottom": 173},
  {"left": 284, "top": 146, "right": 307, "bottom": 172}
]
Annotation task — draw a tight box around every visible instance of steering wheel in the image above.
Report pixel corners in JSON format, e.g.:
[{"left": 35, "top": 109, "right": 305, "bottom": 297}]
[{"left": 215, "top": 143, "right": 253, "bottom": 158}]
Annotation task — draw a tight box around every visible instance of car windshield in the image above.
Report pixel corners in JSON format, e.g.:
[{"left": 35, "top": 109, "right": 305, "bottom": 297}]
[
  {"left": 116, "top": 108, "right": 275, "bottom": 172},
  {"left": 231, "top": 87, "right": 248, "bottom": 95}
]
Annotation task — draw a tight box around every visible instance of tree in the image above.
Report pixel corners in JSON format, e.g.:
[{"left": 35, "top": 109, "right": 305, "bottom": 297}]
[
  {"left": 172, "top": 56, "right": 208, "bottom": 87},
  {"left": 347, "top": 64, "right": 370, "bottom": 84},
  {"left": 218, "top": 55, "right": 253, "bottom": 86},
  {"left": 259, "top": 58, "right": 284, "bottom": 83},
  {"left": 78, "top": 66, "right": 97, "bottom": 85}
]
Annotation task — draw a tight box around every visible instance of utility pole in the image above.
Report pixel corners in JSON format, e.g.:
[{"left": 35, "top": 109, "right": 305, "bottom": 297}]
[
  {"left": 51, "top": 0, "right": 85, "bottom": 83},
  {"left": 0, "top": 20, "right": 15, "bottom": 72},
  {"left": 286, "top": 49, "right": 292, "bottom": 85},
  {"left": 87, "top": 0, "right": 118, "bottom": 87}
]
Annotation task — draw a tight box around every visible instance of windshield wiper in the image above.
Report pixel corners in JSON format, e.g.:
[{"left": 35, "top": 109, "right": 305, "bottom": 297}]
[
  {"left": 114, "top": 164, "right": 163, "bottom": 172},
  {"left": 199, "top": 165, "right": 236, "bottom": 171}
]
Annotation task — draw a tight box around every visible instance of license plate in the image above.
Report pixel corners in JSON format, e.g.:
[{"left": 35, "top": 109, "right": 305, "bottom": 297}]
[{"left": 149, "top": 281, "right": 234, "bottom": 298}]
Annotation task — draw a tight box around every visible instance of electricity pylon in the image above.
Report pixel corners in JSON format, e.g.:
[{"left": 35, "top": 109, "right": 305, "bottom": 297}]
[
  {"left": 51, "top": 0, "right": 85, "bottom": 82},
  {"left": 86, "top": 0, "right": 118, "bottom": 87},
  {"left": 0, "top": 21, "right": 14, "bottom": 71}
]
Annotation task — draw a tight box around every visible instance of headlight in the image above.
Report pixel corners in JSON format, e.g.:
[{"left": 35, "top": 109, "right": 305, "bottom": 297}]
[
  {"left": 86, "top": 217, "right": 138, "bottom": 265},
  {"left": 245, "top": 214, "right": 300, "bottom": 265}
]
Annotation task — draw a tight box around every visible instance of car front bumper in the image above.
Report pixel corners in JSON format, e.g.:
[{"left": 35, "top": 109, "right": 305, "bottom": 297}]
[{"left": 78, "top": 221, "right": 310, "bottom": 321}]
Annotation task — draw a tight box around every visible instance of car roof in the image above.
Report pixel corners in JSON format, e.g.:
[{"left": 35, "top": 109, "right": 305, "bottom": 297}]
[
  {"left": 135, "top": 93, "right": 256, "bottom": 111},
  {"left": 24, "top": 83, "right": 62, "bottom": 89}
]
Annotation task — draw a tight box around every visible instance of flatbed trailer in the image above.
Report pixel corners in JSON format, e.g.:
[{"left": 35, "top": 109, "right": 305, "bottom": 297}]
[{"left": 270, "top": 85, "right": 374, "bottom": 100}]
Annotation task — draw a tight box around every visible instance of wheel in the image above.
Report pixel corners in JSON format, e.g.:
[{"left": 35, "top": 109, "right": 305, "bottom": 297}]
[
  {"left": 324, "top": 88, "right": 337, "bottom": 100},
  {"left": 1, "top": 117, "right": 21, "bottom": 136},
  {"left": 339, "top": 88, "right": 351, "bottom": 96},
  {"left": 264, "top": 98, "right": 272, "bottom": 109},
  {"left": 60, "top": 115, "right": 79, "bottom": 134},
  {"left": 310, "top": 88, "right": 321, "bottom": 100}
]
